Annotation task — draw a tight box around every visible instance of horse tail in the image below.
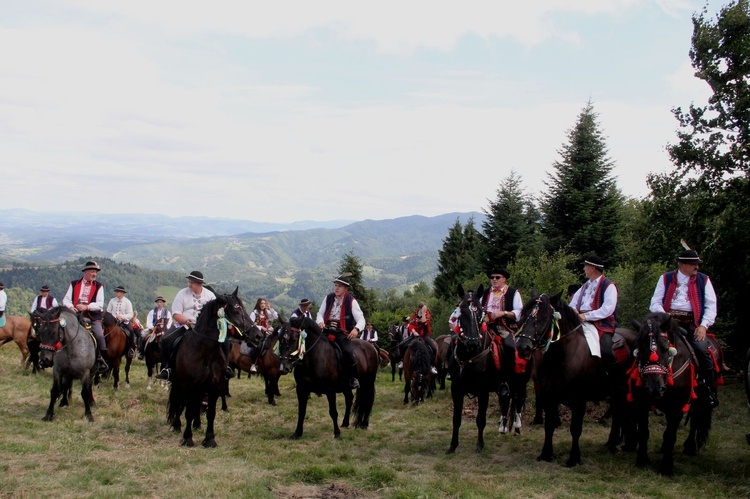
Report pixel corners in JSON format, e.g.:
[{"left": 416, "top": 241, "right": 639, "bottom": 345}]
[
  {"left": 353, "top": 345, "right": 377, "bottom": 429},
  {"left": 167, "top": 385, "right": 183, "bottom": 425}
]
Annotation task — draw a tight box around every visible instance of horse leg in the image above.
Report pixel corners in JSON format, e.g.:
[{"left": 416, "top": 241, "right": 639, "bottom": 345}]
[
  {"left": 475, "top": 391, "right": 489, "bottom": 453},
  {"left": 447, "top": 380, "right": 463, "bottom": 454},
  {"left": 264, "top": 375, "right": 276, "bottom": 406},
  {"left": 42, "top": 378, "right": 62, "bottom": 421},
  {"left": 403, "top": 376, "right": 410, "bottom": 405},
  {"left": 202, "top": 393, "right": 219, "bottom": 448},
  {"left": 59, "top": 374, "right": 71, "bottom": 407},
  {"left": 659, "top": 408, "right": 684, "bottom": 476},
  {"left": 181, "top": 400, "right": 197, "bottom": 447},
  {"left": 81, "top": 376, "right": 94, "bottom": 422},
  {"left": 635, "top": 404, "right": 651, "bottom": 468},
  {"left": 124, "top": 356, "right": 132, "bottom": 389},
  {"left": 291, "top": 386, "right": 310, "bottom": 439},
  {"left": 498, "top": 387, "right": 511, "bottom": 435},
  {"left": 537, "top": 401, "right": 557, "bottom": 462},
  {"left": 113, "top": 359, "right": 120, "bottom": 391},
  {"left": 326, "top": 392, "right": 342, "bottom": 438},
  {"left": 566, "top": 401, "right": 586, "bottom": 467},
  {"left": 341, "top": 389, "right": 352, "bottom": 428}
]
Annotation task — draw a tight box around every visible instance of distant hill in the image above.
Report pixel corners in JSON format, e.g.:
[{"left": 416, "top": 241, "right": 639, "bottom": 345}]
[{"left": 0, "top": 210, "right": 485, "bottom": 311}]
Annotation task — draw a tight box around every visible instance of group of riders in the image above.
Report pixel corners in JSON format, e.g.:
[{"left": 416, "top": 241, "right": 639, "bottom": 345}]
[{"left": 24, "top": 246, "right": 721, "bottom": 409}]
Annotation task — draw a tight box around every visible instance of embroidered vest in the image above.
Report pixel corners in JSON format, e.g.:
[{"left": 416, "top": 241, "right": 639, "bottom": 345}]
[
  {"left": 661, "top": 271, "right": 707, "bottom": 328},
  {"left": 36, "top": 295, "right": 54, "bottom": 310},
  {"left": 576, "top": 277, "right": 617, "bottom": 333},
  {"left": 482, "top": 287, "right": 519, "bottom": 331},
  {"left": 324, "top": 293, "right": 355, "bottom": 331},
  {"left": 71, "top": 279, "right": 103, "bottom": 320}
]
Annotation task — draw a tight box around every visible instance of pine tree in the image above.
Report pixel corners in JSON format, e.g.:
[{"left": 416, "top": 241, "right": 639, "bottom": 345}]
[
  {"left": 481, "top": 170, "right": 542, "bottom": 269},
  {"left": 336, "top": 251, "right": 374, "bottom": 317},
  {"left": 540, "top": 101, "right": 625, "bottom": 265},
  {"left": 433, "top": 218, "right": 482, "bottom": 301}
]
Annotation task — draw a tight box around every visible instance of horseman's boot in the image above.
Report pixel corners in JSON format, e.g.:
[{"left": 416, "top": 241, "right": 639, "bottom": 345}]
[
  {"left": 95, "top": 350, "right": 108, "bottom": 374},
  {"left": 701, "top": 370, "right": 719, "bottom": 408}
]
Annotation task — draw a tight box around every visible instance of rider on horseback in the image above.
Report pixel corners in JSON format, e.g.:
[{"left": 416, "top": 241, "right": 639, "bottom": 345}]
[
  {"left": 569, "top": 256, "right": 619, "bottom": 381},
  {"left": 106, "top": 285, "right": 137, "bottom": 359},
  {"left": 140, "top": 296, "right": 172, "bottom": 359},
  {"left": 316, "top": 273, "right": 365, "bottom": 389},
  {"left": 156, "top": 271, "right": 235, "bottom": 381},
  {"left": 649, "top": 248, "right": 720, "bottom": 408},
  {"left": 480, "top": 267, "right": 522, "bottom": 396},
  {"left": 62, "top": 261, "right": 108, "bottom": 374}
]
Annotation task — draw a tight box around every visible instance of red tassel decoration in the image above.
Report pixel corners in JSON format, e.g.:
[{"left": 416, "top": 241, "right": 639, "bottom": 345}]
[
  {"left": 481, "top": 322, "right": 487, "bottom": 333},
  {"left": 649, "top": 351, "right": 659, "bottom": 363},
  {"left": 55, "top": 341, "right": 62, "bottom": 350}
]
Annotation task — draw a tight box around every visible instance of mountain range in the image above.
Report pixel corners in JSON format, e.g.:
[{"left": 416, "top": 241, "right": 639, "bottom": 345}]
[{"left": 0, "top": 209, "right": 484, "bottom": 309}]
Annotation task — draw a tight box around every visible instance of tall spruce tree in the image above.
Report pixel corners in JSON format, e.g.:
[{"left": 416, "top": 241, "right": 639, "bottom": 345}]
[
  {"left": 433, "top": 218, "right": 482, "bottom": 301},
  {"left": 540, "top": 101, "right": 625, "bottom": 265},
  {"left": 481, "top": 170, "right": 542, "bottom": 269},
  {"left": 336, "top": 252, "right": 374, "bottom": 317}
]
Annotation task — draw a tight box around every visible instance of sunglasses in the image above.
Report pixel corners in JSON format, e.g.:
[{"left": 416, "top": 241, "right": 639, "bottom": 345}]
[{"left": 490, "top": 275, "right": 504, "bottom": 280}]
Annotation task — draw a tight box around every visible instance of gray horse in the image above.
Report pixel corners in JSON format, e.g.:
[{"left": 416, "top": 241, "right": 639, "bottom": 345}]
[{"left": 35, "top": 307, "right": 97, "bottom": 422}]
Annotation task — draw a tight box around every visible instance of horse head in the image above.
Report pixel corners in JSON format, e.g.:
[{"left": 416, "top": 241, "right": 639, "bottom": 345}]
[
  {"left": 201, "top": 287, "right": 252, "bottom": 338},
  {"left": 32, "top": 306, "right": 66, "bottom": 369},
  {"left": 635, "top": 312, "right": 678, "bottom": 400},
  {"left": 277, "top": 315, "right": 318, "bottom": 374},
  {"left": 453, "top": 284, "right": 486, "bottom": 359},
  {"left": 516, "top": 291, "right": 560, "bottom": 360}
]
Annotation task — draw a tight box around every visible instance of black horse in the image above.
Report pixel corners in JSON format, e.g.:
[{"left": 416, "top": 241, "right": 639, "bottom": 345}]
[
  {"left": 144, "top": 319, "right": 169, "bottom": 391},
  {"left": 514, "top": 291, "right": 635, "bottom": 466},
  {"left": 402, "top": 337, "right": 434, "bottom": 405},
  {"left": 746, "top": 345, "right": 750, "bottom": 446},
  {"left": 629, "top": 312, "right": 718, "bottom": 475},
  {"left": 166, "top": 288, "right": 251, "bottom": 447},
  {"left": 446, "top": 284, "right": 502, "bottom": 454},
  {"left": 277, "top": 316, "right": 378, "bottom": 439}
]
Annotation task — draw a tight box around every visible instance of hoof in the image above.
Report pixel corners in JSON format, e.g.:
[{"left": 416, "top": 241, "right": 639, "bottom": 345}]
[
  {"left": 565, "top": 458, "right": 581, "bottom": 468},
  {"left": 446, "top": 447, "right": 457, "bottom": 455},
  {"left": 289, "top": 432, "right": 302, "bottom": 440},
  {"left": 537, "top": 454, "right": 553, "bottom": 463},
  {"left": 42, "top": 414, "right": 53, "bottom": 422},
  {"left": 202, "top": 439, "right": 217, "bottom": 448},
  {"left": 180, "top": 438, "right": 194, "bottom": 447},
  {"left": 268, "top": 400, "right": 277, "bottom": 406},
  {"left": 85, "top": 413, "right": 94, "bottom": 422}
]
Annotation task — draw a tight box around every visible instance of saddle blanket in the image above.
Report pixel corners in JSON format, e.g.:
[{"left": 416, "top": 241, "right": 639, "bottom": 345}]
[
  {"left": 239, "top": 341, "right": 252, "bottom": 357},
  {"left": 581, "top": 322, "right": 601, "bottom": 358}
]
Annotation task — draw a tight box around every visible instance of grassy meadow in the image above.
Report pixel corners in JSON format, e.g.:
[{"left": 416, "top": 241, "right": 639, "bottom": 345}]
[{"left": 0, "top": 345, "right": 749, "bottom": 499}]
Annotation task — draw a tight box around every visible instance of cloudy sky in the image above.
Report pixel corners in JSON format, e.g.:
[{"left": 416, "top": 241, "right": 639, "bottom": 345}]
[{"left": 1, "top": 0, "right": 723, "bottom": 222}]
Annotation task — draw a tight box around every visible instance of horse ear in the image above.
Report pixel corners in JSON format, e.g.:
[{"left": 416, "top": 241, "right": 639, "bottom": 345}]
[
  {"left": 530, "top": 288, "right": 539, "bottom": 300},
  {"left": 232, "top": 287, "right": 239, "bottom": 297},
  {"left": 476, "top": 284, "right": 484, "bottom": 299},
  {"left": 457, "top": 284, "right": 465, "bottom": 298},
  {"left": 631, "top": 318, "right": 642, "bottom": 330},
  {"left": 550, "top": 290, "right": 564, "bottom": 306}
]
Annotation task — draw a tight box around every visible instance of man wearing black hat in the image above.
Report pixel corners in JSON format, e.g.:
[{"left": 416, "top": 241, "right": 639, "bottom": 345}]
[
  {"left": 291, "top": 298, "right": 313, "bottom": 321},
  {"left": 62, "top": 261, "right": 108, "bottom": 373},
  {"left": 107, "top": 285, "right": 136, "bottom": 358},
  {"left": 140, "top": 296, "right": 172, "bottom": 360},
  {"left": 570, "top": 256, "right": 619, "bottom": 370},
  {"left": 316, "top": 274, "right": 366, "bottom": 389},
  {"left": 480, "top": 267, "right": 523, "bottom": 396},
  {"left": 650, "top": 249, "right": 719, "bottom": 407},
  {"left": 156, "top": 270, "right": 222, "bottom": 381},
  {"left": 30, "top": 285, "right": 58, "bottom": 313}
]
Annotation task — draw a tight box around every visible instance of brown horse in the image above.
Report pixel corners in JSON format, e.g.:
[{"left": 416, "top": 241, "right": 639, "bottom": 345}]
[
  {"left": 1, "top": 315, "right": 32, "bottom": 367},
  {"left": 228, "top": 326, "right": 284, "bottom": 406},
  {"left": 630, "top": 312, "right": 722, "bottom": 475},
  {"left": 515, "top": 291, "right": 636, "bottom": 466},
  {"left": 100, "top": 312, "right": 132, "bottom": 390},
  {"left": 434, "top": 334, "right": 451, "bottom": 390}
]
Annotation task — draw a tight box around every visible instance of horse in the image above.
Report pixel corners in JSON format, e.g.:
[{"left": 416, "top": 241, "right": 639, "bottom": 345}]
[
  {"left": 277, "top": 315, "right": 378, "bottom": 439},
  {"left": 144, "top": 319, "right": 169, "bottom": 391},
  {"left": 629, "top": 312, "right": 722, "bottom": 475},
  {"left": 0, "top": 315, "right": 33, "bottom": 367},
  {"left": 402, "top": 337, "right": 434, "bottom": 405},
  {"left": 386, "top": 324, "right": 403, "bottom": 381},
  {"left": 514, "top": 291, "right": 636, "bottom": 466},
  {"left": 228, "top": 324, "right": 284, "bottom": 405},
  {"left": 434, "top": 334, "right": 451, "bottom": 390},
  {"left": 167, "top": 288, "right": 252, "bottom": 448},
  {"left": 34, "top": 306, "right": 97, "bottom": 422},
  {"left": 99, "top": 312, "right": 132, "bottom": 390},
  {"left": 446, "top": 284, "right": 503, "bottom": 454},
  {"left": 746, "top": 345, "right": 750, "bottom": 446}
]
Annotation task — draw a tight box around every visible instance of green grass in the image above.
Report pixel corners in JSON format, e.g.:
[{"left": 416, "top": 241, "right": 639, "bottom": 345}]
[{"left": 1, "top": 345, "right": 748, "bottom": 498}]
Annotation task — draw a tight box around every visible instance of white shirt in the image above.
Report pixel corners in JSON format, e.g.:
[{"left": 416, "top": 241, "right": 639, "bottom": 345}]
[
  {"left": 147, "top": 306, "right": 173, "bottom": 330},
  {"left": 571, "top": 275, "right": 618, "bottom": 322},
  {"left": 483, "top": 286, "right": 523, "bottom": 321},
  {"left": 250, "top": 308, "right": 279, "bottom": 327},
  {"left": 0, "top": 290, "right": 6, "bottom": 312},
  {"left": 30, "top": 294, "right": 59, "bottom": 313},
  {"left": 649, "top": 271, "right": 717, "bottom": 328},
  {"left": 172, "top": 286, "right": 217, "bottom": 325},
  {"left": 107, "top": 296, "right": 134, "bottom": 322},
  {"left": 316, "top": 293, "right": 366, "bottom": 331}
]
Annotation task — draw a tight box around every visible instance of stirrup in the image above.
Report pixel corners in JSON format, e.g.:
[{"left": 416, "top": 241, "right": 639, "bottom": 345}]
[
  {"left": 155, "top": 368, "right": 170, "bottom": 381},
  {"left": 249, "top": 364, "right": 258, "bottom": 373},
  {"left": 96, "top": 357, "right": 108, "bottom": 374},
  {"left": 397, "top": 362, "right": 403, "bottom": 369},
  {"left": 430, "top": 367, "right": 438, "bottom": 375},
  {"left": 350, "top": 378, "right": 360, "bottom": 389},
  {"left": 224, "top": 366, "right": 235, "bottom": 379}
]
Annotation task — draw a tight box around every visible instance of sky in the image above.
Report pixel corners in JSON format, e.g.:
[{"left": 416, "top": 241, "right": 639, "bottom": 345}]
[{"left": 0, "top": 0, "right": 726, "bottom": 223}]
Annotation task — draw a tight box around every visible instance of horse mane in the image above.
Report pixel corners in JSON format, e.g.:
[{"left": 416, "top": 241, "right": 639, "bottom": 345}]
[
  {"left": 549, "top": 291, "right": 579, "bottom": 329},
  {"left": 192, "top": 295, "right": 224, "bottom": 337}
]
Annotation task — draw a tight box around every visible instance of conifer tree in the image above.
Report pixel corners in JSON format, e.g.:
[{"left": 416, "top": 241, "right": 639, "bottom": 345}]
[{"left": 540, "top": 101, "right": 624, "bottom": 265}]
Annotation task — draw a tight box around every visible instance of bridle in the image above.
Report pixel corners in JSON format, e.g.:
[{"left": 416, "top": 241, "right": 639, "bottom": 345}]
[
  {"left": 515, "top": 296, "right": 558, "bottom": 353},
  {"left": 34, "top": 313, "right": 74, "bottom": 353}
]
